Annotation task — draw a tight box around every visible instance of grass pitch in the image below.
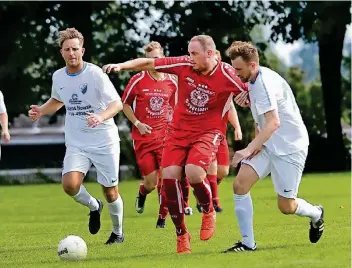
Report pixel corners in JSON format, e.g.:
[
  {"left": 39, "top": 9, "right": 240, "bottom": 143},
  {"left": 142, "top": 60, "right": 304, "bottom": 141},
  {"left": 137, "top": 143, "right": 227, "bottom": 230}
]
[{"left": 0, "top": 172, "right": 350, "bottom": 268}]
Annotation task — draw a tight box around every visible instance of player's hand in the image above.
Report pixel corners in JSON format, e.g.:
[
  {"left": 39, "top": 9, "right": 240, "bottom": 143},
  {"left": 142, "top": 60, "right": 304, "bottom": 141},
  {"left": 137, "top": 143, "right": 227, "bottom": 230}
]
[
  {"left": 1, "top": 131, "right": 10, "bottom": 143},
  {"left": 232, "top": 148, "right": 252, "bottom": 167},
  {"left": 234, "top": 92, "right": 250, "bottom": 107},
  {"left": 86, "top": 112, "right": 104, "bottom": 128},
  {"left": 102, "top": 64, "right": 121, "bottom": 74},
  {"left": 234, "top": 128, "right": 242, "bottom": 141},
  {"left": 28, "top": 105, "right": 42, "bottom": 121},
  {"left": 136, "top": 122, "right": 152, "bottom": 135},
  {"left": 246, "top": 146, "right": 262, "bottom": 160}
]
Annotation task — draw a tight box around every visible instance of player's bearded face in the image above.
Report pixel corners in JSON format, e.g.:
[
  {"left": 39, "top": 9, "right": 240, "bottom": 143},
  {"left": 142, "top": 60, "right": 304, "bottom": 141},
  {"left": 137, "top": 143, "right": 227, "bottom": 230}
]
[
  {"left": 188, "top": 41, "right": 208, "bottom": 72},
  {"left": 231, "top": 57, "right": 253, "bottom": 83},
  {"left": 60, "top": 38, "right": 85, "bottom": 68}
]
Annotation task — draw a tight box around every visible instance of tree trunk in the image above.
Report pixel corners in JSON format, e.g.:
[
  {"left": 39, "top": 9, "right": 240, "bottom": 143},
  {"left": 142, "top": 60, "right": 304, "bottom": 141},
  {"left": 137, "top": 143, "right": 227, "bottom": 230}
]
[{"left": 318, "top": 3, "right": 350, "bottom": 170}]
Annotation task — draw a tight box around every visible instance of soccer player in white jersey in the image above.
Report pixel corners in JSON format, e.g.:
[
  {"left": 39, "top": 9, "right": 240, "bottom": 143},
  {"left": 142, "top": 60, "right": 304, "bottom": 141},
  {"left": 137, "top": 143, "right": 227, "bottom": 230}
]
[
  {"left": 0, "top": 91, "right": 11, "bottom": 158},
  {"left": 28, "top": 28, "right": 124, "bottom": 245},
  {"left": 222, "top": 41, "right": 324, "bottom": 253}
]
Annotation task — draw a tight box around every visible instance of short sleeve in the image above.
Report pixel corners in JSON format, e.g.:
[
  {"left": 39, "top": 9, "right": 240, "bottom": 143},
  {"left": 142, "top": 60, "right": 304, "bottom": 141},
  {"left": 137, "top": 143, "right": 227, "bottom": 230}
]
[
  {"left": 95, "top": 70, "right": 120, "bottom": 105},
  {"left": 254, "top": 73, "right": 278, "bottom": 115},
  {"left": 51, "top": 73, "right": 63, "bottom": 102},
  {"left": 221, "top": 63, "right": 248, "bottom": 95},
  {"left": 122, "top": 72, "right": 145, "bottom": 105}
]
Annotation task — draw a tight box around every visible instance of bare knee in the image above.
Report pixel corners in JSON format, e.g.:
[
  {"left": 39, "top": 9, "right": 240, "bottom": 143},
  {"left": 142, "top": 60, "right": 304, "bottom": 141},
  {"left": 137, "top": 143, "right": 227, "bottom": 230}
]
[
  {"left": 233, "top": 164, "right": 259, "bottom": 195},
  {"left": 102, "top": 186, "right": 118, "bottom": 203},
  {"left": 143, "top": 172, "right": 158, "bottom": 192},
  {"left": 217, "top": 165, "right": 229, "bottom": 180},
  {"left": 207, "top": 161, "right": 217, "bottom": 176},
  {"left": 185, "top": 164, "right": 206, "bottom": 184},
  {"left": 277, "top": 196, "right": 297, "bottom": 215},
  {"left": 233, "top": 176, "right": 250, "bottom": 195},
  {"left": 162, "top": 166, "right": 182, "bottom": 180},
  {"left": 62, "top": 172, "right": 83, "bottom": 196}
]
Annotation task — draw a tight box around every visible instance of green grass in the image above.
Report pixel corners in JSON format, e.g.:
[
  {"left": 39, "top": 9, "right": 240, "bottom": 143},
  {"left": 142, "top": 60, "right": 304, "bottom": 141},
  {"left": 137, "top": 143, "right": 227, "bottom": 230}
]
[{"left": 0, "top": 172, "right": 350, "bottom": 268}]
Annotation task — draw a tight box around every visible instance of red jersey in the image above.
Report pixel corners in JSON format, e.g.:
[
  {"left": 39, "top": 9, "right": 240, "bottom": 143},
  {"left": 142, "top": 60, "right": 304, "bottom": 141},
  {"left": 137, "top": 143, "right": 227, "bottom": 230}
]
[
  {"left": 122, "top": 71, "right": 177, "bottom": 140},
  {"left": 154, "top": 56, "right": 247, "bottom": 135}
]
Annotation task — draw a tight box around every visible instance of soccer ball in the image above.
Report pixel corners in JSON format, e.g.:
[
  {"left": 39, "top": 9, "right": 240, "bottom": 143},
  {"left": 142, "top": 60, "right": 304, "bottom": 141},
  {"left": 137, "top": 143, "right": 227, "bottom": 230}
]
[{"left": 57, "top": 235, "right": 87, "bottom": 261}]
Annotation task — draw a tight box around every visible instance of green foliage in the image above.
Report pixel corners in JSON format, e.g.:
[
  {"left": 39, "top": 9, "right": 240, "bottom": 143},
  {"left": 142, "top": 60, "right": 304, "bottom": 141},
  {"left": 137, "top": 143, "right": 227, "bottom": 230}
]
[{"left": 0, "top": 1, "right": 350, "bottom": 171}]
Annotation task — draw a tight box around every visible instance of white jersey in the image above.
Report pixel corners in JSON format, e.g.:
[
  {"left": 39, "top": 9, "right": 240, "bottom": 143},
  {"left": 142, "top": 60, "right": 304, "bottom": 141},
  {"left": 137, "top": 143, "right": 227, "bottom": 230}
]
[
  {"left": 248, "top": 67, "right": 309, "bottom": 155},
  {"left": 51, "top": 62, "right": 121, "bottom": 153},
  {"left": 0, "top": 91, "right": 6, "bottom": 114}
]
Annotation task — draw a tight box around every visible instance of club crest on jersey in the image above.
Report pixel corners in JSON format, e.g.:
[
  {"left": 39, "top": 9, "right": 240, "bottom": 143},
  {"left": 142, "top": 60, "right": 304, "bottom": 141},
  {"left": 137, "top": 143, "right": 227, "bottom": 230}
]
[
  {"left": 149, "top": 96, "right": 164, "bottom": 111},
  {"left": 80, "top": 83, "right": 88, "bottom": 94}
]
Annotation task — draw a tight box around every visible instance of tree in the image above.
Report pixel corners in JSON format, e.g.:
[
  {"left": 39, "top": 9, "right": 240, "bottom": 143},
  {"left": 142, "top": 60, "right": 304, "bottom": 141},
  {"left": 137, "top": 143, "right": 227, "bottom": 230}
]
[{"left": 265, "top": 1, "right": 351, "bottom": 170}]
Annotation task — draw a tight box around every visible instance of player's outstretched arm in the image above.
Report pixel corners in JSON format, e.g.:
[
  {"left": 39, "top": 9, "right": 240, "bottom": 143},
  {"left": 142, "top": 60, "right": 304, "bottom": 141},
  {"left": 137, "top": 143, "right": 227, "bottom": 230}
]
[
  {"left": 122, "top": 103, "right": 152, "bottom": 135},
  {"left": 228, "top": 102, "right": 242, "bottom": 141},
  {"left": 28, "top": 98, "right": 64, "bottom": 121},
  {"left": 103, "top": 58, "right": 155, "bottom": 74}
]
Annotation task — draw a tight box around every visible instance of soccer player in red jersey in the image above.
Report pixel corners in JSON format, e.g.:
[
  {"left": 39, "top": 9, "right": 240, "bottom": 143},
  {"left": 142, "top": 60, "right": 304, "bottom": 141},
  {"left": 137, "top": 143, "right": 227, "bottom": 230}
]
[
  {"left": 197, "top": 50, "right": 243, "bottom": 213},
  {"left": 103, "top": 35, "right": 247, "bottom": 254},
  {"left": 121, "top": 42, "right": 177, "bottom": 228}
]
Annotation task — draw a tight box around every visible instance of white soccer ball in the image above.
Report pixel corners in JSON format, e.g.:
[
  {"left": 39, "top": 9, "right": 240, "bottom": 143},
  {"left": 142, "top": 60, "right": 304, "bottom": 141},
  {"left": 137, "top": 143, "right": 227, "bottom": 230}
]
[{"left": 57, "top": 235, "right": 87, "bottom": 261}]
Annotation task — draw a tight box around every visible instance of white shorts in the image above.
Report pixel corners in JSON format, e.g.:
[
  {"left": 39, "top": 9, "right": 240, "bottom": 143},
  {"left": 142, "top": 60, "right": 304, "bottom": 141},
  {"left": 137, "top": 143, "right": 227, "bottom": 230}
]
[
  {"left": 242, "top": 146, "right": 308, "bottom": 198},
  {"left": 62, "top": 146, "right": 120, "bottom": 187}
]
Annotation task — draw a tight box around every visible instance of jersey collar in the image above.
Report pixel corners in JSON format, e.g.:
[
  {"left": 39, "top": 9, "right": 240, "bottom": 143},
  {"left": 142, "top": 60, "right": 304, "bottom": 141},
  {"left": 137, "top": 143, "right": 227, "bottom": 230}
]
[{"left": 65, "top": 62, "right": 87, "bottom": 77}]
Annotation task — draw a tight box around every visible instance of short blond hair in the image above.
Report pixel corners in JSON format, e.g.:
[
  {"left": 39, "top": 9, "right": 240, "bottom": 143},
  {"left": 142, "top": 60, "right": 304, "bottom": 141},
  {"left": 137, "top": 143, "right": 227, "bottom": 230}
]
[
  {"left": 190, "top": 35, "right": 216, "bottom": 51},
  {"left": 57, "top": 28, "right": 84, "bottom": 47},
  {"left": 226, "top": 41, "right": 259, "bottom": 63},
  {"left": 143, "top": 41, "right": 164, "bottom": 55}
]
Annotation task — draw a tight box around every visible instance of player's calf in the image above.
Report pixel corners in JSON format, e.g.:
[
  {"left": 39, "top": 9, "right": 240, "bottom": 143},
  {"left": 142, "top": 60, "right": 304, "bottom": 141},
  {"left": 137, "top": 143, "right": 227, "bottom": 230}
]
[{"left": 136, "top": 174, "right": 157, "bottom": 214}]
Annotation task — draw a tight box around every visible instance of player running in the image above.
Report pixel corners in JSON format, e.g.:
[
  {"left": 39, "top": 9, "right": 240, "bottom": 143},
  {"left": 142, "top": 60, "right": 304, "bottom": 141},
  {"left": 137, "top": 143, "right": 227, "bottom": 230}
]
[
  {"left": 103, "top": 35, "right": 247, "bottom": 254},
  {"left": 121, "top": 41, "right": 177, "bottom": 228},
  {"left": 222, "top": 41, "right": 324, "bottom": 253},
  {"left": 28, "top": 28, "right": 125, "bottom": 245},
  {"left": 195, "top": 50, "right": 243, "bottom": 213}
]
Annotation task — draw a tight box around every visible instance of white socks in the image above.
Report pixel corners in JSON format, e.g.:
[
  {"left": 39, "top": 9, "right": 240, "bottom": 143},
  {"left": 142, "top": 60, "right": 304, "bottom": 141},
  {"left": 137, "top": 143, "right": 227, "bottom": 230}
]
[
  {"left": 72, "top": 185, "right": 99, "bottom": 211},
  {"left": 295, "top": 198, "right": 322, "bottom": 223},
  {"left": 234, "top": 193, "right": 255, "bottom": 248},
  {"left": 107, "top": 195, "right": 124, "bottom": 235}
]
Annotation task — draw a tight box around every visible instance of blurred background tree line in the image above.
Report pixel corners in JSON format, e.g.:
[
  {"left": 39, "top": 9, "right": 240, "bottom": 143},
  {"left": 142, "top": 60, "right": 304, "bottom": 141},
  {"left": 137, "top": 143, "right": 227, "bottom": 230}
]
[{"left": 0, "top": 1, "right": 350, "bottom": 174}]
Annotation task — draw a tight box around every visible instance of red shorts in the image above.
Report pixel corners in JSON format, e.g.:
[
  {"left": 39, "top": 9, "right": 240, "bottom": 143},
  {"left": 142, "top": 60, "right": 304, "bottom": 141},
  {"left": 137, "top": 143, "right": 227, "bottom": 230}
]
[
  {"left": 161, "top": 129, "right": 223, "bottom": 170},
  {"left": 216, "top": 138, "right": 230, "bottom": 166},
  {"left": 133, "top": 137, "right": 164, "bottom": 176}
]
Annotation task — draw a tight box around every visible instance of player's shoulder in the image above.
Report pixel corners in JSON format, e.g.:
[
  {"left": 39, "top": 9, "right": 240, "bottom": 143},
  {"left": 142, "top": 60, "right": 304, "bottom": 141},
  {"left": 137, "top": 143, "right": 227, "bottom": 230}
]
[
  {"left": 220, "top": 61, "right": 237, "bottom": 77},
  {"left": 85, "top": 62, "right": 106, "bottom": 76},
  {"left": 128, "top": 71, "right": 147, "bottom": 83},
  {"left": 52, "top": 66, "right": 66, "bottom": 79},
  {"left": 259, "top": 67, "right": 285, "bottom": 84}
]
